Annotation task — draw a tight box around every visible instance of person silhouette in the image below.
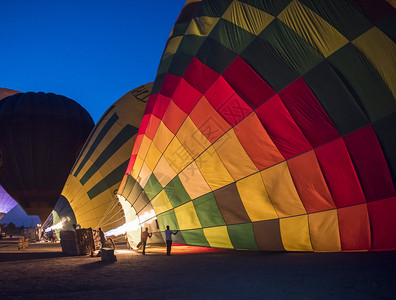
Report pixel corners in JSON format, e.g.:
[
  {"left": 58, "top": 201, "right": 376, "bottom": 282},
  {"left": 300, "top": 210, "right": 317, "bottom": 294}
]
[
  {"left": 165, "top": 225, "right": 178, "bottom": 256},
  {"left": 98, "top": 228, "right": 106, "bottom": 248},
  {"left": 140, "top": 227, "right": 152, "bottom": 255}
]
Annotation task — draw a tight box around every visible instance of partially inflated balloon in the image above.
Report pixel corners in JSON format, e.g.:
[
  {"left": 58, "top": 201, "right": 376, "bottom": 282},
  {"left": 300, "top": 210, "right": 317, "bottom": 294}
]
[
  {"left": 0, "top": 185, "right": 17, "bottom": 220},
  {"left": 43, "top": 196, "right": 77, "bottom": 236},
  {"left": 0, "top": 92, "right": 94, "bottom": 222},
  {"left": 53, "top": 196, "right": 76, "bottom": 229},
  {"left": 0, "top": 88, "right": 19, "bottom": 220},
  {"left": 119, "top": 0, "right": 396, "bottom": 251},
  {"left": 61, "top": 84, "right": 152, "bottom": 234}
]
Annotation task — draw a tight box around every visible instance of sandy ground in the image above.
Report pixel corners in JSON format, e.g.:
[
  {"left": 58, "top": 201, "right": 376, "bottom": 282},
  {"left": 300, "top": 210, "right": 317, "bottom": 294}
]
[{"left": 0, "top": 237, "right": 395, "bottom": 299}]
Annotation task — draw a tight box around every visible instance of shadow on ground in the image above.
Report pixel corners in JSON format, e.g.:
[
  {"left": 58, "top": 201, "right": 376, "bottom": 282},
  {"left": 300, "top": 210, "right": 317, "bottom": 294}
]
[
  {"left": 0, "top": 251, "right": 63, "bottom": 262},
  {"left": 1, "top": 240, "right": 395, "bottom": 299},
  {"left": 78, "top": 260, "right": 108, "bottom": 270}
]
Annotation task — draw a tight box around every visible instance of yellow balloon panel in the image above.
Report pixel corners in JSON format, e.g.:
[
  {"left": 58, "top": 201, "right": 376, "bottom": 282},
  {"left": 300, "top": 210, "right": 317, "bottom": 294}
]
[
  {"left": 278, "top": 0, "right": 348, "bottom": 57},
  {"left": 308, "top": 210, "right": 341, "bottom": 252},
  {"left": 223, "top": 0, "right": 274, "bottom": 35},
  {"left": 261, "top": 162, "right": 306, "bottom": 218},
  {"left": 236, "top": 172, "right": 278, "bottom": 222},
  {"left": 174, "top": 201, "right": 202, "bottom": 230},
  {"left": 280, "top": 215, "right": 313, "bottom": 252},
  {"left": 203, "top": 226, "right": 233, "bottom": 249}
]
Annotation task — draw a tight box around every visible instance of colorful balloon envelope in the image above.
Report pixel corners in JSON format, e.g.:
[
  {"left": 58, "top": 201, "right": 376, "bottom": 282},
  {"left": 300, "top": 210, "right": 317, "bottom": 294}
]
[
  {"left": 0, "top": 185, "right": 17, "bottom": 220},
  {"left": 0, "top": 92, "right": 94, "bottom": 222},
  {"left": 120, "top": 0, "right": 396, "bottom": 251},
  {"left": 61, "top": 83, "right": 152, "bottom": 234}
]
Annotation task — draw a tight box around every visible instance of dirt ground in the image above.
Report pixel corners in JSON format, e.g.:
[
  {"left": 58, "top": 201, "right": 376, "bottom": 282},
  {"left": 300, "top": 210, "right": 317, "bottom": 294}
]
[{"left": 0, "top": 237, "right": 395, "bottom": 299}]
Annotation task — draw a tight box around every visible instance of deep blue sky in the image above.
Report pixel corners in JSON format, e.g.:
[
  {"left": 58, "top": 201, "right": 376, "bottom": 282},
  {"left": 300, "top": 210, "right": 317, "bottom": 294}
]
[
  {"left": 0, "top": 0, "right": 185, "bottom": 122},
  {"left": 0, "top": 0, "right": 185, "bottom": 225}
]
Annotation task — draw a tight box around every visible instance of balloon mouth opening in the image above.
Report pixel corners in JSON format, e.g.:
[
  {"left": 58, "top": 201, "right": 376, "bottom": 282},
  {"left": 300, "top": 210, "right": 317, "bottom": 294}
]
[{"left": 103, "top": 194, "right": 157, "bottom": 249}]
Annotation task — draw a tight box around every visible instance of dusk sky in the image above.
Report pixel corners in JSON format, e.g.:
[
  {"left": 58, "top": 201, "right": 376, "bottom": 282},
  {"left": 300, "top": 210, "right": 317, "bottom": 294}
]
[
  {"left": 0, "top": 0, "right": 185, "bottom": 224},
  {"left": 0, "top": 0, "right": 185, "bottom": 122}
]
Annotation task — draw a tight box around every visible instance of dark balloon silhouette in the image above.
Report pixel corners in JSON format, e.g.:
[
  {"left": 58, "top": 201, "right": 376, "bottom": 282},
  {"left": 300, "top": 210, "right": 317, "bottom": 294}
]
[
  {"left": 0, "top": 87, "right": 20, "bottom": 220},
  {"left": 0, "top": 92, "right": 94, "bottom": 222}
]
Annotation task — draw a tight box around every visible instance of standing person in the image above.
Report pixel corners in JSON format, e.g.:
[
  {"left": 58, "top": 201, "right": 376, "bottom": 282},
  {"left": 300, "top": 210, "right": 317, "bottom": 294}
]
[
  {"left": 98, "top": 228, "right": 106, "bottom": 248},
  {"left": 165, "top": 225, "right": 178, "bottom": 256},
  {"left": 49, "top": 229, "right": 54, "bottom": 242},
  {"left": 140, "top": 227, "right": 152, "bottom": 255}
]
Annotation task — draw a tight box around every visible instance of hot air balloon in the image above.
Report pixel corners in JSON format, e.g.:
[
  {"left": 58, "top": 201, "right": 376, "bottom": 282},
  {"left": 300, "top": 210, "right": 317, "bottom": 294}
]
[
  {"left": 60, "top": 83, "right": 152, "bottom": 239},
  {"left": 0, "top": 92, "right": 94, "bottom": 222},
  {"left": 0, "top": 87, "right": 20, "bottom": 100},
  {"left": 42, "top": 195, "right": 77, "bottom": 238},
  {"left": 0, "top": 88, "right": 20, "bottom": 220},
  {"left": 118, "top": 0, "right": 396, "bottom": 251},
  {"left": 0, "top": 185, "right": 17, "bottom": 221}
]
